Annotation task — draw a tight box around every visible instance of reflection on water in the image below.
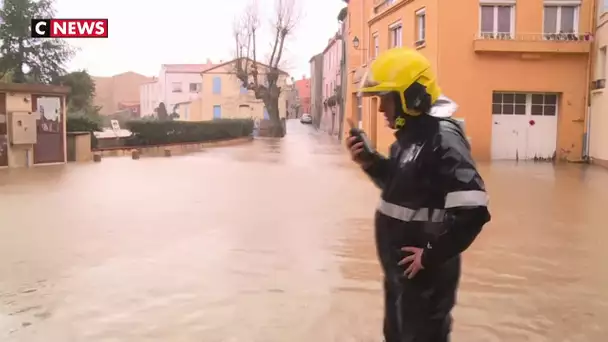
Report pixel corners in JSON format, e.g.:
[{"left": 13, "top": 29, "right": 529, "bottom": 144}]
[{"left": 1, "top": 120, "right": 608, "bottom": 341}]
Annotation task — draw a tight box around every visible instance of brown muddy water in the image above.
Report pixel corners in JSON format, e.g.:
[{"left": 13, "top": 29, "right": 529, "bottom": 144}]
[{"left": 1, "top": 120, "right": 608, "bottom": 341}]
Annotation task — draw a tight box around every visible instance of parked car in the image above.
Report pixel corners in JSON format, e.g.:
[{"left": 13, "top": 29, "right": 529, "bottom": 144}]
[{"left": 300, "top": 113, "right": 312, "bottom": 124}]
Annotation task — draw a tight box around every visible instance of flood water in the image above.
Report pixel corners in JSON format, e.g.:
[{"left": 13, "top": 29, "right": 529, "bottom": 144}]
[{"left": 1, "top": 120, "right": 608, "bottom": 341}]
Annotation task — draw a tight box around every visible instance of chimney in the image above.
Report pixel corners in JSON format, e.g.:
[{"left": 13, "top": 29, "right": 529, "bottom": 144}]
[
  {"left": 206, "top": 58, "right": 212, "bottom": 64},
  {"left": 302, "top": 74, "right": 306, "bottom": 80}
]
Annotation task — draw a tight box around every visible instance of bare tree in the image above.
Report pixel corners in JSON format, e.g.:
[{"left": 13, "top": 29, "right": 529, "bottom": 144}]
[{"left": 233, "top": 0, "right": 297, "bottom": 137}]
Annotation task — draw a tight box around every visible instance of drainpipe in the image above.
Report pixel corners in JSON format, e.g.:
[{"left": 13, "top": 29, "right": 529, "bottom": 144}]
[
  {"left": 583, "top": 0, "right": 597, "bottom": 160},
  {"left": 337, "top": 13, "right": 347, "bottom": 140}
]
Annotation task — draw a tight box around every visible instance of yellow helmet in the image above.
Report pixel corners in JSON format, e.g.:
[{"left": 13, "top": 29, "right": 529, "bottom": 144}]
[{"left": 359, "top": 47, "right": 441, "bottom": 116}]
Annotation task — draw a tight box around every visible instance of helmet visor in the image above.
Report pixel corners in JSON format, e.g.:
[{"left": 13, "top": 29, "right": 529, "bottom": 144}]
[{"left": 357, "top": 68, "right": 393, "bottom": 98}]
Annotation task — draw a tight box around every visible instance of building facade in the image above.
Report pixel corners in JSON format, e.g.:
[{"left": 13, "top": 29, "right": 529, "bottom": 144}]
[
  {"left": 117, "top": 101, "right": 140, "bottom": 117},
  {"left": 140, "top": 79, "right": 159, "bottom": 117},
  {"left": 139, "top": 61, "right": 216, "bottom": 118},
  {"left": 294, "top": 76, "right": 311, "bottom": 116},
  {"left": 321, "top": 33, "right": 343, "bottom": 136},
  {"left": 93, "top": 71, "right": 153, "bottom": 116},
  {"left": 185, "top": 58, "right": 289, "bottom": 121},
  {"left": 309, "top": 54, "right": 324, "bottom": 128},
  {"left": 338, "top": 6, "right": 349, "bottom": 139},
  {"left": 345, "top": 0, "right": 593, "bottom": 161},
  {"left": 284, "top": 78, "right": 300, "bottom": 119},
  {"left": 589, "top": 0, "right": 608, "bottom": 167}
]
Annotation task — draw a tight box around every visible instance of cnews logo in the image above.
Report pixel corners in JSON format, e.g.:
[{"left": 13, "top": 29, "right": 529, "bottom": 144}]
[{"left": 31, "top": 19, "right": 108, "bottom": 38}]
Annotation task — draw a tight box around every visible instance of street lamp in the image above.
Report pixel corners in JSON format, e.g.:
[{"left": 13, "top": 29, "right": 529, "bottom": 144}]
[{"left": 352, "top": 36, "right": 367, "bottom": 51}]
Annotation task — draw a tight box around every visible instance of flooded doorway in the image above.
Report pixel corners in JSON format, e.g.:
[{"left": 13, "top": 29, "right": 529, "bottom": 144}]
[
  {"left": 32, "top": 95, "right": 64, "bottom": 164},
  {"left": 0, "top": 93, "right": 7, "bottom": 167}
]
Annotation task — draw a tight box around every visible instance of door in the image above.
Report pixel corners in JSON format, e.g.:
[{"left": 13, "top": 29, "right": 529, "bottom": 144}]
[
  {"left": 0, "top": 93, "right": 7, "bottom": 167},
  {"left": 32, "top": 95, "right": 65, "bottom": 164},
  {"left": 527, "top": 93, "right": 558, "bottom": 160},
  {"left": 263, "top": 106, "right": 269, "bottom": 120},
  {"left": 213, "top": 105, "right": 221, "bottom": 119},
  {"left": 491, "top": 92, "right": 527, "bottom": 159},
  {"left": 491, "top": 92, "right": 558, "bottom": 160}
]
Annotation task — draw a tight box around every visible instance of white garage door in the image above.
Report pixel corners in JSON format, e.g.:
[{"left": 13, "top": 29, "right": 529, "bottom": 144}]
[{"left": 491, "top": 92, "right": 558, "bottom": 160}]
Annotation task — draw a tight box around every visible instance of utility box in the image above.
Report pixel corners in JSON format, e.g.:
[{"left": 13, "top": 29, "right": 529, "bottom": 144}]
[{"left": 8, "top": 111, "right": 37, "bottom": 145}]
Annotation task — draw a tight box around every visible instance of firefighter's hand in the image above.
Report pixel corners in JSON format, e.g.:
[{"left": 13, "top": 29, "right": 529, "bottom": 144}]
[
  {"left": 346, "top": 136, "right": 373, "bottom": 168},
  {"left": 398, "top": 247, "right": 425, "bottom": 279}
]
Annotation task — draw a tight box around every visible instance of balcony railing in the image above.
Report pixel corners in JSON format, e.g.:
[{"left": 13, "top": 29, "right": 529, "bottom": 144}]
[
  {"left": 473, "top": 32, "right": 592, "bottom": 54},
  {"left": 476, "top": 32, "right": 593, "bottom": 42}
]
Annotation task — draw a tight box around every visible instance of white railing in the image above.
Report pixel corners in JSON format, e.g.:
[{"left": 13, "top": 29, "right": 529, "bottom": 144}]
[{"left": 475, "top": 32, "right": 593, "bottom": 42}]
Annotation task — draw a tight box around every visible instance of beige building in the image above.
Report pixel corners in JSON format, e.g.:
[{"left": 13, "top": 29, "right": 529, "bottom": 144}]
[
  {"left": 0, "top": 83, "right": 70, "bottom": 168},
  {"left": 93, "top": 72, "right": 153, "bottom": 115},
  {"left": 590, "top": 3, "right": 608, "bottom": 167},
  {"left": 185, "top": 58, "right": 288, "bottom": 121}
]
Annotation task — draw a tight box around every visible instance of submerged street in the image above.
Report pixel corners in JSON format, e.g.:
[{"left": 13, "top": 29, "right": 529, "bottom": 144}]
[{"left": 1, "top": 120, "right": 608, "bottom": 341}]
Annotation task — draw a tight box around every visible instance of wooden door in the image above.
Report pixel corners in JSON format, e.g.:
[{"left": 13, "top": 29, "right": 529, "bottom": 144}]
[
  {"left": 32, "top": 95, "right": 64, "bottom": 164},
  {"left": 0, "top": 93, "right": 7, "bottom": 167}
]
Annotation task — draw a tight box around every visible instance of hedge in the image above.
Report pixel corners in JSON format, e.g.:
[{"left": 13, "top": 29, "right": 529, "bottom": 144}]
[
  {"left": 66, "top": 115, "right": 102, "bottom": 149},
  {"left": 66, "top": 115, "right": 102, "bottom": 133},
  {"left": 124, "top": 119, "right": 254, "bottom": 146}
]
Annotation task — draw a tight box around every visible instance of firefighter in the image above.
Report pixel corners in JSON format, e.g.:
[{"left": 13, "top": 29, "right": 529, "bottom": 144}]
[{"left": 346, "top": 47, "right": 491, "bottom": 342}]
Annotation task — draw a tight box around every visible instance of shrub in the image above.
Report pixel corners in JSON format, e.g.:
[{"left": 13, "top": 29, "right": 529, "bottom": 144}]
[
  {"left": 66, "top": 115, "right": 102, "bottom": 149},
  {"left": 66, "top": 115, "right": 102, "bottom": 133},
  {"left": 124, "top": 119, "right": 254, "bottom": 146}
]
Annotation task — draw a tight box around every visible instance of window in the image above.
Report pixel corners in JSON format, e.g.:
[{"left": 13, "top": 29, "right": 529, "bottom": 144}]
[
  {"left": 599, "top": 46, "right": 607, "bottom": 79},
  {"left": 415, "top": 8, "right": 426, "bottom": 46},
  {"left": 263, "top": 107, "right": 269, "bottom": 120},
  {"left": 189, "top": 83, "right": 201, "bottom": 93},
  {"left": 543, "top": 4, "right": 579, "bottom": 37},
  {"left": 492, "top": 92, "right": 527, "bottom": 115},
  {"left": 531, "top": 94, "right": 558, "bottom": 116},
  {"left": 0, "top": 113, "right": 6, "bottom": 135},
  {"left": 389, "top": 22, "right": 402, "bottom": 47},
  {"left": 212, "top": 77, "right": 221, "bottom": 94},
  {"left": 372, "top": 33, "right": 379, "bottom": 59},
  {"left": 492, "top": 92, "right": 558, "bottom": 116},
  {"left": 213, "top": 105, "right": 221, "bottom": 119},
  {"left": 171, "top": 82, "right": 182, "bottom": 93},
  {"left": 480, "top": 4, "right": 514, "bottom": 38}
]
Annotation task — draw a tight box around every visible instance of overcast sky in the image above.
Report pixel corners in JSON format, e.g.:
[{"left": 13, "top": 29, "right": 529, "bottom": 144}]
[{"left": 55, "top": 0, "right": 345, "bottom": 79}]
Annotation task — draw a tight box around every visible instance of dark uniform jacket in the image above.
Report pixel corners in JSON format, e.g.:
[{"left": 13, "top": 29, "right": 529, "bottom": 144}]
[{"left": 362, "top": 96, "right": 491, "bottom": 341}]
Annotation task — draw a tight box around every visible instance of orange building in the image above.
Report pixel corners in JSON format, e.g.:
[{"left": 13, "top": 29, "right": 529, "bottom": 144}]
[{"left": 344, "top": 0, "right": 595, "bottom": 161}]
